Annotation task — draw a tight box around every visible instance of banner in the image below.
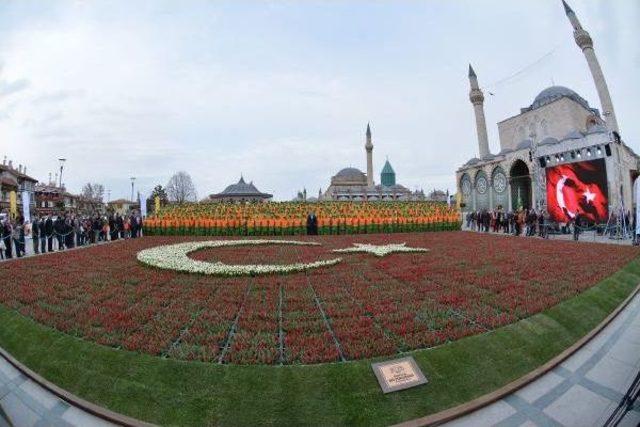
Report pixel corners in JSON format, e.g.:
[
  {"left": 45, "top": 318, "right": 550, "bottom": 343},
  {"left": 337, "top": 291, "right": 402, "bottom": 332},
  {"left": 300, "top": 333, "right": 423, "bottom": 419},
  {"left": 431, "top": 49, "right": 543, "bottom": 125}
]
[
  {"left": 546, "top": 158, "right": 608, "bottom": 223},
  {"left": 141, "top": 192, "right": 148, "bottom": 218},
  {"left": 21, "top": 190, "right": 31, "bottom": 222},
  {"left": 154, "top": 195, "right": 160, "bottom": 214},
  {"left": 9, "top": 191, "right": 17, "bottom": 219}
]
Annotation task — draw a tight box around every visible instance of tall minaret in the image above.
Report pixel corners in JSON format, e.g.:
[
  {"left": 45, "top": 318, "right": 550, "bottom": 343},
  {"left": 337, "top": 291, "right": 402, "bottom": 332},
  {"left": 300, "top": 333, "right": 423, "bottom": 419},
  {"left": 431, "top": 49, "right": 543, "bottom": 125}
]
[
  {"left": 562, "top": 0, "right": 619, "bottom": 133},
  {"left": 468, "top": 64, "right": 490, "bottom": 159},
  {"left": 365, "top": 123, "right": 374, "bottom": 186}
]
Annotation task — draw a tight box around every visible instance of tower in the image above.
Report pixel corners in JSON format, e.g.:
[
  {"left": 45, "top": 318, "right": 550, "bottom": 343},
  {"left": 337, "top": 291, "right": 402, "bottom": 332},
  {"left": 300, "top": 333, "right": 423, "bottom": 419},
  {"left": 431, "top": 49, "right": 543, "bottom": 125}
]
[
  {"left": 468, "top": 64, "right": 491, "bottom": 159},
  {"left": 562, "top": 0, "right": 619, "bottom": 133},
  {"left": 380, "top": 158, "right": 396, "bottom": 186},
  {"left": 365, "top": 123, "right": 374, "bottom": 186}
]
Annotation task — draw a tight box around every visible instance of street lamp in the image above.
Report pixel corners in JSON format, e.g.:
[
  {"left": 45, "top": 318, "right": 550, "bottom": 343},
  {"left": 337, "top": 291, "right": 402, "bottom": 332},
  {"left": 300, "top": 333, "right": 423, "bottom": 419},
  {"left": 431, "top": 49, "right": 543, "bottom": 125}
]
[
  {"left": 130, "top": 177, "right": 136, "bottom": 202},
  {"left": 58, "top": 158, "right": 66, "bottom": 188}
]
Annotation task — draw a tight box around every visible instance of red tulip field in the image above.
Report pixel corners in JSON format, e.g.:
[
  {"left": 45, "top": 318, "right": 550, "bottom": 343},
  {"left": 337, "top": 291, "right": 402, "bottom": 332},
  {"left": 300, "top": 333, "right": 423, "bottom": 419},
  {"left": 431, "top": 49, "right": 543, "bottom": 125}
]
[{"left": 2, "top": 232, "right": 637, "bottom": 365}]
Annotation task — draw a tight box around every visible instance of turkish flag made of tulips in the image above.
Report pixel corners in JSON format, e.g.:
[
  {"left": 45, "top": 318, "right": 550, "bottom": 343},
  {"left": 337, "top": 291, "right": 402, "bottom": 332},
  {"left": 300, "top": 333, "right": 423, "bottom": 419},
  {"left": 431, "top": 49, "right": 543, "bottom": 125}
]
[{"left": 546, "top": 158, "right": 608, "bottom": 223}]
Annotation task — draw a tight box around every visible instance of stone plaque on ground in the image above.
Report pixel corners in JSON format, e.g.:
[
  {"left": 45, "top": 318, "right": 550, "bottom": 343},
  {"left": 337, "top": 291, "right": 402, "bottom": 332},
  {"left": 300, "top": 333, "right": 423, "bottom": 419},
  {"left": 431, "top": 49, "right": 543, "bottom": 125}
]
[{"left": 371, "top": 356, "right": 427, "bottom": 393}]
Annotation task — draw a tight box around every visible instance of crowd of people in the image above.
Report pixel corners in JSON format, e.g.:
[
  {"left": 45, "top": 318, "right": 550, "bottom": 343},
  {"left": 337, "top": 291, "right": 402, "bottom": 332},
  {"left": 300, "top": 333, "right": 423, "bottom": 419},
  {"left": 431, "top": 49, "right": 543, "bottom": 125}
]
[
  {"left": 466, "top": 209, "right": 548, "bottom": 238},
  {"left": 0, "top": 211, "right": 144, "bottom": 260}
]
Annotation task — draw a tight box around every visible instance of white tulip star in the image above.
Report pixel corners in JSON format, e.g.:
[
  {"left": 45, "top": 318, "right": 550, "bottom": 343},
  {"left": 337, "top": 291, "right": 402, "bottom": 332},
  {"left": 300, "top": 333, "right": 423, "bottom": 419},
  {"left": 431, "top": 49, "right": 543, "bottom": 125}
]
[{"left": 332, "top": 243, "right": 429, "bottom": 257}]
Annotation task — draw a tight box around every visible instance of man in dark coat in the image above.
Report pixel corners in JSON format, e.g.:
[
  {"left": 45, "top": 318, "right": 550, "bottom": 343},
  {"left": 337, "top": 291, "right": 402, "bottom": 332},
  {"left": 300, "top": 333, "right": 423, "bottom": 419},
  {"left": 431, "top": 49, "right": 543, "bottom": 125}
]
[
  {"left": 2, "top": 219, "right": 12, "bottom": 258},
  {"left": 38, "top": 216, "right": 47, "bottom": 253},
  {"left": 573, "top": 213, "right": 581, "bottom": 241},
  {"left": 31, "top": 216, "right": 40, "bottom": 254},
  {"left": 54, "top": 215, "right": 65, "bottom": 250},
  {"left": 116, "top": 214, "right": 124, "bottom": 239},
  {"left": 45, "top": 215, "right": 54, "bottom": 252},
  {"left": 306, "top": 211, "right": 318, "bottom": 235}
]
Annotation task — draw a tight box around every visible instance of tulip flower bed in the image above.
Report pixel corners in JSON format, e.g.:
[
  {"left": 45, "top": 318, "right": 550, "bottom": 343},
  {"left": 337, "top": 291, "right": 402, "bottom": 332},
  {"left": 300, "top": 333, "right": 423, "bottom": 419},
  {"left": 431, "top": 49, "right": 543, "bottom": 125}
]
[
  {"left": 143, "top": 201, "right": 460, "bottom": 236},
  {"left": 2, "top": 232, "right": 637, "bottom": 367}
]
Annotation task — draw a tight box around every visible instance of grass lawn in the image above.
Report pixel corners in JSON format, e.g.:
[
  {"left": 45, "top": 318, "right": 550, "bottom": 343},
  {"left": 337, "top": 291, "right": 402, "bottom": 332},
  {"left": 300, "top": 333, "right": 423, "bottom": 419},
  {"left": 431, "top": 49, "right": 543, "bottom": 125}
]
[{"left": 0, "top": 253, "right": 638, "bottom": 425}]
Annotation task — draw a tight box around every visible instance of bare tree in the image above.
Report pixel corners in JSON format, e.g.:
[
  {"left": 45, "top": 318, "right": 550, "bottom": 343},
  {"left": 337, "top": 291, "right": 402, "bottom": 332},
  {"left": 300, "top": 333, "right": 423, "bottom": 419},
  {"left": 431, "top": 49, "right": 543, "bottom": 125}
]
[
  {"left": 81, "top": 183, "right": 105, "bottom": 202},
  {"left": 166, "top": 171, "right": 197, "bottom": 203}
]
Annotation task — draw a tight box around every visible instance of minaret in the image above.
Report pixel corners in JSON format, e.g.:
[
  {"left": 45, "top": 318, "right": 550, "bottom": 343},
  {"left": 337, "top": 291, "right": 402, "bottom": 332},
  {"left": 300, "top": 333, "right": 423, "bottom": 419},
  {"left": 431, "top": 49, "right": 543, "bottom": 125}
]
[
  {"left": 562, "top": 0, "right": 619, "bottom": 133},
  {"left": 365, "top": 123, "right": 374, "bottom": 187},
  {"left": 468, "top": 64, "right": 490, "bottom": 159}
]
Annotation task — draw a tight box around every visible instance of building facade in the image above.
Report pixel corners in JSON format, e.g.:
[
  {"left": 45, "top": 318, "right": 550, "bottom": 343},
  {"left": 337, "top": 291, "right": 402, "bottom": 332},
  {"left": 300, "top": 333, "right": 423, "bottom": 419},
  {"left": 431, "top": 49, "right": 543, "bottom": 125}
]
[
  {"left": 0, "top": 159, "right": 37, "bottom": 218},
  {"left": 456, "top": 1, "right": 637, "bottom": 222},
  {"left": 34, "top": 183, "right": 79, "bottom": 216}
]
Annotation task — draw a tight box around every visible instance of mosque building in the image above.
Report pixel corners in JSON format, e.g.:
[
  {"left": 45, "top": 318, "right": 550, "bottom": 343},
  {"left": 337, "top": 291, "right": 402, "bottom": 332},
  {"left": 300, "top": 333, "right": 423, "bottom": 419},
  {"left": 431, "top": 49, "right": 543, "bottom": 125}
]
[
  {"left": 208, "top": 176, "right": 273, "bottom": 203},
  {"left": 320, "top": 124, "right": 425, "bottom": 201},
  {"left": 457, "top": 1, "right": 638, "bottom": 223}
]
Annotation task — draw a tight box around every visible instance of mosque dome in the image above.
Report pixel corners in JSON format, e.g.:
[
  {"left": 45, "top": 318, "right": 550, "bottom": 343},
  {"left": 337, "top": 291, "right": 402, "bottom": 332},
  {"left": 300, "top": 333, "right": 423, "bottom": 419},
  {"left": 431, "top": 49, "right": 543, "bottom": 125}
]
[
  {"left": 335, "top": 167, "right": 365, "bottom": 178},
  {"left": 530, "top": 86, "right": 591, "bottom": 111}
]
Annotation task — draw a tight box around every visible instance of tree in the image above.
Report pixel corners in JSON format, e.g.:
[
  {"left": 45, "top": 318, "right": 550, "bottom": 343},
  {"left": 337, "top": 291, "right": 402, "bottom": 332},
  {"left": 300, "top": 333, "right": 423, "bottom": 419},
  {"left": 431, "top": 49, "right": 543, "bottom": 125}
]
[
  {"left": 81, "top": 183, "right": 105, "bottom": 202},
  {"left": 147, "top": 184, "right": 170, "bottom": 214},
  {"left": 166, "top": 172, "right": 197, "bottom": 204},
  {"left": 78, "top": 182, "right": 106, "bottom": 215}
]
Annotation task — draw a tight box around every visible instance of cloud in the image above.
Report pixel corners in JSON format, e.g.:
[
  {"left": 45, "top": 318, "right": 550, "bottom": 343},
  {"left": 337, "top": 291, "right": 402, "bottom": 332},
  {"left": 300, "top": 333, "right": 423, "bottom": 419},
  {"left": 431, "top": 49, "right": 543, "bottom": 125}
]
[
  {"left": 0, "top": 0, "right": 637, "bottom": 201},
  {"left": 0, "top": 78, "right": 29, "bottom": 97}
]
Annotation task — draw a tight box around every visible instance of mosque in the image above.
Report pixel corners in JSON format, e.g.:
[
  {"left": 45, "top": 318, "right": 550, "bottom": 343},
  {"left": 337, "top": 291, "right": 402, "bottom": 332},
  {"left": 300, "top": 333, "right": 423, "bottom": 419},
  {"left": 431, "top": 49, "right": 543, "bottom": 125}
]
[
  {"left": 457, "top": 1, "right": 638, "bottom": 224},
  {"left": 320, "top": 124, "right": 425, "bottom": 201}
]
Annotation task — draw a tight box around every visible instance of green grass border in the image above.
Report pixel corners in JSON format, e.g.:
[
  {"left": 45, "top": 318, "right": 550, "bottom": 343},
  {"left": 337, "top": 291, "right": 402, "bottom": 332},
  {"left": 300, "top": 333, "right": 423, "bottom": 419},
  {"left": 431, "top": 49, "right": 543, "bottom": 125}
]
[{"left": 1, "top": 257, "right": 639, "bottom": 426}]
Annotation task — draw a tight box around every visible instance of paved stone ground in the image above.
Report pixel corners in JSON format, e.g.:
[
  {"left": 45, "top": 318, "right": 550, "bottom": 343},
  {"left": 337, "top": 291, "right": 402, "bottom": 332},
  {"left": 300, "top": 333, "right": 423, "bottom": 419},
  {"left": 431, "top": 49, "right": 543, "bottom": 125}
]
[
  {"left": 443, "top": 291, "right": 640, "bottom": 427},
  {"left": 0, "top": 360, "right": 116, "bottom": 427},
  {"left": 461, "top": 224, "right": 634, "bottom": 246}
]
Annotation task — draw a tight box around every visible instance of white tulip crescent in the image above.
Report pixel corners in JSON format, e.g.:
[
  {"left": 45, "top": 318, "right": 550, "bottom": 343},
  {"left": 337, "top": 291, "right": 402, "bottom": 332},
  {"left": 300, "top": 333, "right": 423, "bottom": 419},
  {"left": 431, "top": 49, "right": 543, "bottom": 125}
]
[{"left": 137, "top": 240, "right": 342, "bottom": 276}]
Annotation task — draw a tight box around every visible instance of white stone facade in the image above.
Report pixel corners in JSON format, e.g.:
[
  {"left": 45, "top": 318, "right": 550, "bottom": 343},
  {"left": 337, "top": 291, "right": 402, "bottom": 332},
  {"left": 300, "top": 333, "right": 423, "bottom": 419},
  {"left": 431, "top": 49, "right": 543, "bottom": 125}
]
[{"left": 456, "top": 1, "right": 638, "bottom": 221}]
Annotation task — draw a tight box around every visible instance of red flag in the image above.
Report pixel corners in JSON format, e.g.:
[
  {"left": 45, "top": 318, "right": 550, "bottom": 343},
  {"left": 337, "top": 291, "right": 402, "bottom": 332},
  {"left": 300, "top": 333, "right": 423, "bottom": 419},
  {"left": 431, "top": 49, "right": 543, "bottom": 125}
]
[{"left": 546, "top": 159, "right": 608, "bottom": 223}]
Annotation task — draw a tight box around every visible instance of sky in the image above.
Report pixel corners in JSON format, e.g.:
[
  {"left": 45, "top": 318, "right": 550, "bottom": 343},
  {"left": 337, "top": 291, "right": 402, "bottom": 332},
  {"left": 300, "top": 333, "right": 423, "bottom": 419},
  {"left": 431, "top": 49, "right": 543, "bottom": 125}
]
[{"left": 0, "top": 0, "right": 638, "bottom": 201}]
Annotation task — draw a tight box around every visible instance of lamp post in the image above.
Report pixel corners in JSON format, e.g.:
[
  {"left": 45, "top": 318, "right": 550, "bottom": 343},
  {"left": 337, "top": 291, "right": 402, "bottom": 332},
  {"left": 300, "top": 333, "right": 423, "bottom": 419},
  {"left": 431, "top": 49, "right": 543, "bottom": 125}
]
[
  {"left": 58, "top": 158, "right": 66, "bottom": 188},
  {"left": 130, "top": 177, "right": 136, "bottom": 203}
]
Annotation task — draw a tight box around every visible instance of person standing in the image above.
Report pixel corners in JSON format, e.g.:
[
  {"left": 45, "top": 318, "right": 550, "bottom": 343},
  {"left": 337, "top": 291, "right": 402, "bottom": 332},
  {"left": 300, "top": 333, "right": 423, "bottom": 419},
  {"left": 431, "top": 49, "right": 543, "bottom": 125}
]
[
  {"left": 54, "top": 214, "right": 65, "bottom": 250},
  {"left": 573, "top": 212, "right": 581, "bottom": 241},
  {"left": 306, "top": 211, "right": 318, "bottom": 235},
  {"left": 129, "top": 212, "right": 138, "bottom": 238},
  {"left": 31, "top": 216, "right": 40, "bottom": 255},
  {"left": 2, "top": 218, "right": 12, "bottom": 259},
  {"left": 12, "top": 219, "right": 23, "bottom": 258},
  {"left": 92, "top": 215, "right": 101, "bottom": 243},
  {"left": 38, "top": 216, "right": 46, "bottom": 253},
  {"left": 44, "top": 215, "right": 54, "bottom": 252}
]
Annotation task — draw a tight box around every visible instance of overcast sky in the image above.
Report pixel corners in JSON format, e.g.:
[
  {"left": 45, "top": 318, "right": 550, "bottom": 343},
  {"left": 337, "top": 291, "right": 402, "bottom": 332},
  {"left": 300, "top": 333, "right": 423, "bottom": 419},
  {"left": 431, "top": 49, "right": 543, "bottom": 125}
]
[{"left": 0, "top": 0, "right": 638, "bottom": 201}]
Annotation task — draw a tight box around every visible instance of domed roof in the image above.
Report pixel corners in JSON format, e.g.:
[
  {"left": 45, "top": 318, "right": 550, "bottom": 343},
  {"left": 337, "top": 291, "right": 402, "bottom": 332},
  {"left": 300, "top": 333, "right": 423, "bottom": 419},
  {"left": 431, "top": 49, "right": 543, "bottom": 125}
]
[
  {"left": 214, "top": 176, "right": 272, "bottom": 198},
  {"left": 464, "top": 158, "right": 480, "bottom": 166},
  {"left": 335, "top": 167, "right": 365, "bottom": 178},
  {"left": 530, "top": 86, "right": 591, "bottom": 111}
]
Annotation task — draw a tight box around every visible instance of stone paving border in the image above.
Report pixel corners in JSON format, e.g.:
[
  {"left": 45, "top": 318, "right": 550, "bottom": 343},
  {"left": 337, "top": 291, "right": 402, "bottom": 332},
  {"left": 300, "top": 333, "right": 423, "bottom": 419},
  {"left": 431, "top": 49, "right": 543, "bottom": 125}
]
[
  {"left": 0, "top": 238, "right": 152, "bottom": 426},
  {"left": 394, "top": 283, "right": 640, "bottom": 427},
  {"left": 0, "top": 346, "right": 153, "bottom": 427}
]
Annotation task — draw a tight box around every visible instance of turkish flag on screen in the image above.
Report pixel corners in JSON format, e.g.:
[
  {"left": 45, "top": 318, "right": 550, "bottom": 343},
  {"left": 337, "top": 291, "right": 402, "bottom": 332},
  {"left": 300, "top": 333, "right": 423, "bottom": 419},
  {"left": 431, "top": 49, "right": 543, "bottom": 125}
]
[{"left": 546, "top": 158, "right": 608, "bottom": 223}]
